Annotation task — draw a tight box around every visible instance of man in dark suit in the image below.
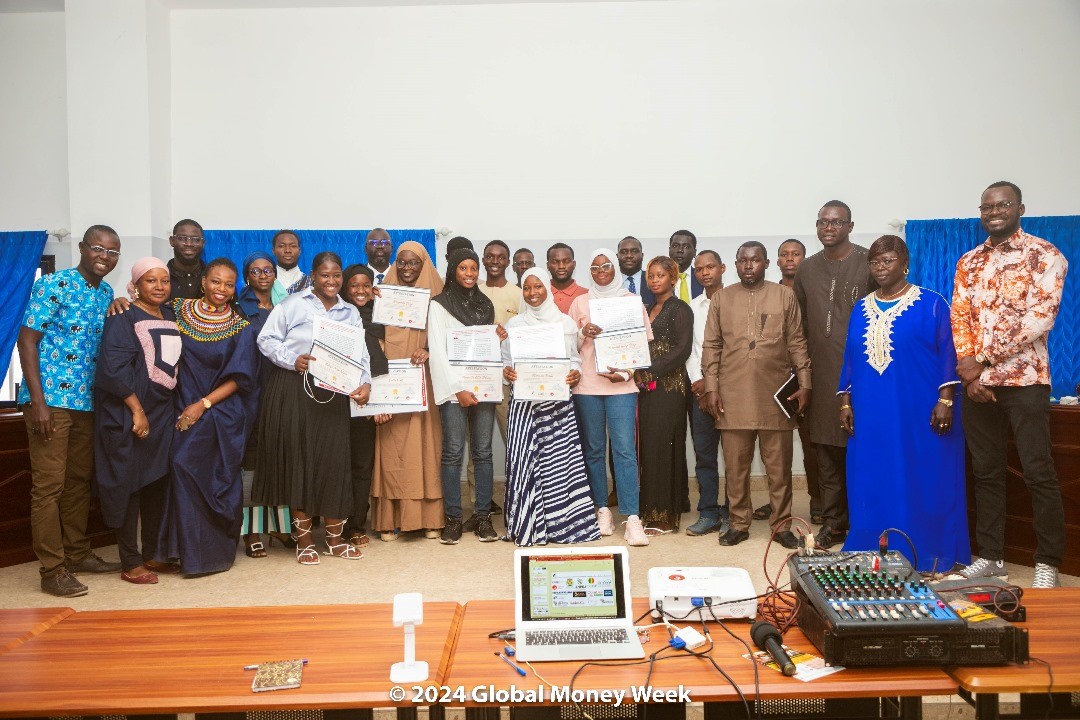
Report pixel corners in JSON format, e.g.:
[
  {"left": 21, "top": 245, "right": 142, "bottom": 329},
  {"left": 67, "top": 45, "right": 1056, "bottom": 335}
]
[
  {"left": 617, "top": 236, "right": 655, "bottom": 305},
  {"left": 669, "top": 230, "right": 704, "bottom": 300}
]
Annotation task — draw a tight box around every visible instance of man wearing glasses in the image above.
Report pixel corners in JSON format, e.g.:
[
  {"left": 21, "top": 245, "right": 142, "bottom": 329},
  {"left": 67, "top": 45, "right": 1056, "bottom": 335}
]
[
  {"left": 950, "top": 181, "right": 1068, "bottom": 588},
  {"left": 168, "top": 219, "right": 207, "bottom": 300},
  {"left": 365, "top": 228, "right": 393, "bottom": 284},
  {"left": 17, "top": 225, "right": 123, "bottom": 597},
  {"left": 511, "top": 248, "right": 535, "bottom": 287},
  {"left": 792, "top": 201, "right": 875, "bottom": 549}
]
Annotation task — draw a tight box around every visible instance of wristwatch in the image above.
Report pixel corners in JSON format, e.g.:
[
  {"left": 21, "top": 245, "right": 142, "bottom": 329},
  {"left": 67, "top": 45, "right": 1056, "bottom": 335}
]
[
  {"left": 201, "top": 397, "right": 213, "bottom": 410},
  {"left": 975, "top": 352, "right": 991, "bottom": 366}
]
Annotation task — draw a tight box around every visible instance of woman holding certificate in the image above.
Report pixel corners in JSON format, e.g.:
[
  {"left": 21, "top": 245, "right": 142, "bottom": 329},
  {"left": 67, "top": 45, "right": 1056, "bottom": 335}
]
[
  {"left": 634, "top": 256, "right": 693, "bottom": 535},
  {"left": 569, "top": 248, "right": 653, "bottom": 547},
  {"left": 501, "top": 268, "right": 600, "bottom": 546},
  {"left": 253, "top": 251, "right": 371, "bottom": 565},
  {"left": 370, "top": 241, "right": 446, "bottom": 542}
]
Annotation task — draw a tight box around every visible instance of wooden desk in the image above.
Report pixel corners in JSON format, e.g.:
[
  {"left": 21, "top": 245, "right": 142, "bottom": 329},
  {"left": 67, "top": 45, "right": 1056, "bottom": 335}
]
[
  {"left": 0, "top": 602, "right": 463, "bottom": 718},
  {"left": 0, "top": 607, "right": 74, "bottom": 655},
  {"left": 948, "top": 587, "right": 1080, "bottom": 720},
  {"left": 445, "top": 599, "right": 957, "bottom": 720}
]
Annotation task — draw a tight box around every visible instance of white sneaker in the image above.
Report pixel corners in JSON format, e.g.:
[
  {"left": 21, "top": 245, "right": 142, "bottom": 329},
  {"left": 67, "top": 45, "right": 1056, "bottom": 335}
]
[
  {"left": 948, "top": 556, "right": 1009, "bottom": 581},
  {"left": 623, "top": 515, "right": 649, "bottom": 546},
  {"left": 596, "top": 507, "right": 614, "bottom": 536},
  {"left": 1032, "top": 563, "right": 1060, "bottom": 589}
]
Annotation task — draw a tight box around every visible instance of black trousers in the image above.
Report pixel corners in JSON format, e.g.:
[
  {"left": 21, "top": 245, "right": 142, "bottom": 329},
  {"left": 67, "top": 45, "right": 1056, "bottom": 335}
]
[
  {"left": 348, "top": 417, "right": 377, "bottom": 531},
  {"left": 962, "top": 384, "right": 1063, "bottom": 567},
  {"left": 113, "top": 475, "right": 167, "bottom": 572},
  {"left": 816, "top": 443, "right": 848, "bottom": 531}
]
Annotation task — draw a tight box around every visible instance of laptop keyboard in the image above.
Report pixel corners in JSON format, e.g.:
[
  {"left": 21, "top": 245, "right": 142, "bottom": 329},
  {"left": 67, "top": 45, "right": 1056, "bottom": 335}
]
[{"left": 525, "top": 628, "right": 631, "bottom": 646}]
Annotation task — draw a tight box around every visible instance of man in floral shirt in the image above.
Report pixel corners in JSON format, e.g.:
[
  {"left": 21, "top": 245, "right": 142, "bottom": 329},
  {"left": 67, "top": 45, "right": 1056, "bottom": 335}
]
[{"left": 950, "top": 181, "right": 1068, "bottom": 588}]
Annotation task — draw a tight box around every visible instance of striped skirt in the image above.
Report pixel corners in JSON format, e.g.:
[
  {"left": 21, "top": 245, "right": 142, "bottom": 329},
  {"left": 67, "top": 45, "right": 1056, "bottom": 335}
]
[{"left": 503, "top": 396, "right": 600, "bottom": 546}]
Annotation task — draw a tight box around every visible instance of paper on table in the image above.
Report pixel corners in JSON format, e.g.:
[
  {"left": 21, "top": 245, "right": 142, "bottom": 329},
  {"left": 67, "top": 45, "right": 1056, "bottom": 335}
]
[
  {"left": 352, "top": 360, "right": 429, "bottom": 417},
  {"left": 589, "top": 296, "right": 645, "bottom": 333},
  {"left": 742, "top": 646, "right": 844, "bottom": 682},
  {"left": 371, "top": 285, "right": 431, "bottom": 330},
  {"left": 447, "top": 325, "right": 502, "bottom": 364},
  {"left": 508, "top": 322, "right": 566, "bottom": 361},
  {"left": 457, "top": 363, "right": 503, "bottom": 403},
  {"left": 593, "top": 328, "right": 651, "bottom": 371},
  {"left": 513, "top": 360, "right": 571, "bottom": 402}
]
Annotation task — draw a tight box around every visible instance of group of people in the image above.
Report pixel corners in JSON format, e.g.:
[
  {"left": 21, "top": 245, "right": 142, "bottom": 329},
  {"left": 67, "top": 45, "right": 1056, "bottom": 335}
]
[{"left": 18, "top": 180, "right": 1069, "bottom": 598}]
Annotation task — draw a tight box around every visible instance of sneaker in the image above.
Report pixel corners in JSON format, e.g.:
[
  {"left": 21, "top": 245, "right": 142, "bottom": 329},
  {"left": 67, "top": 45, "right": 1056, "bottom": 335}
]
[
  {"left": 461, "top": 513, "right": 479, "bottom": 533},
  {"left": 717, "top": 528, "right": 750, "bottom": 546},
  {"left": 752, "top": 504, "right": 772, "bottom": 520},
  {"left": 1032, "top": 563, "right": 1060, "bottom": 589},
  {"left": 950, "top": 557, "right": 1009, "bottom": 582},
  {"left": 490, "top": 501, "right": 502, "bottom": 515},
  {"left": 439, "top": 516, "right": 462, "bottom": 545},
  {"left": 67, "top": 552, "right": 122, "bottom": 574},
  {"left": 773, "top": 530, "right": 800, "bottom": 550},
  {"left": 596, "top": 507, "right": 614, "bottom": 536},
  {"left": 41, "top": 567, "right": 88, "bottom": 598},
  {"left": 623, "top": 515, "right": 649, "bottom": 546},
  {"left": 685, "top": 515, "right": 723, "bottom": 536},
  {"left": 475, "top": 514, "right": 498, "bottom": 542}
]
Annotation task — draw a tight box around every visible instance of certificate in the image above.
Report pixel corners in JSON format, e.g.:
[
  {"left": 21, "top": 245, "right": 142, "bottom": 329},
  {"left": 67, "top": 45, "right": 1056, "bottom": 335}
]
[
  {"left": 371, "top": 285, "right": 431, "bottom": 329},
  {"left": 369, "top": 365, "right": 424, "bottom": 406},
  {"left": 447, "top": 325, "right": 501, "bottom": 365},
  {"left": 309, "top": 343, "right": 366, "bottom": 395},
  {"left": 313, "top": 317, "right": 365, "bottom": 360},
  {"left": 589, "top": 296, "right": 645, "bottom": 333},
  {"left": 514, "top": 360, "right": 571, "bottom": 402},
  {"left": 508, "top": 322, "right": 566, "bottom": 361},
  {"left": 593, "top": 328, "right": 651, "bottom": 371},
  {"left": 457, "top": 363, "right": 504, "bottom": 403},
  {"left": 353, "top": 360, "right": 428, "bottom": 417}
]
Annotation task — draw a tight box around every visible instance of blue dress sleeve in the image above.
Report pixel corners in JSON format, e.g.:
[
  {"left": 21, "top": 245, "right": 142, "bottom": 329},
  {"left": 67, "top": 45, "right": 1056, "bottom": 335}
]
[
  {"left": 94, "top": 312, "right": 138, "bottom": 400},
  {"left": 837, "top": 303, "right": 862, "bottom": 395},
  {"left": 933, "top": 293, "right": 961, "bottom": 388}
]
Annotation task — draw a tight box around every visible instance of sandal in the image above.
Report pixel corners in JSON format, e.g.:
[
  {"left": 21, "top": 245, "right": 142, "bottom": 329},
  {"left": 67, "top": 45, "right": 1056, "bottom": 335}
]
[
  {"left": 268, "top": 531, "right": 298, "bottom": 549},
  {"left": 244, "top": 536, "right": 267, "bottom": 558},
  {"left": 292, "top": 517, "right": 320, "bottom": 566},
  {"left": 348, "top": 531, "right": 370, "bottom": 547},
  {"left": 324, "top": 520, "right": 363, "bottom": 559}
]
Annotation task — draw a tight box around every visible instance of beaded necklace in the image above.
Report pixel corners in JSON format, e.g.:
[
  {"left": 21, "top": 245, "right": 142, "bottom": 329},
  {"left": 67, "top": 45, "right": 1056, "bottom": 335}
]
[{"left": 174, "top": 299, "right": 248, "bottom": 342}]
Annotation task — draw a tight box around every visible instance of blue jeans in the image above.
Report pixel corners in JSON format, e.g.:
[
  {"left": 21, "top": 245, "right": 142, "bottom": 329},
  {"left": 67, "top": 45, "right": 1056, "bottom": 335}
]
[
  {"left": 439, "top": 401, "right": 495, "bottom": 519},
  {"left": 574, "top": 393, "right": 639, "bottom": 516},
  {"left": 691, "top": 402, "right": 728, "bottom": 520}
]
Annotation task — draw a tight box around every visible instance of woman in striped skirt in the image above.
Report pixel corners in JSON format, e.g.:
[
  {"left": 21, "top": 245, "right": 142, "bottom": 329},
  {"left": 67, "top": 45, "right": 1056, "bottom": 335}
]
[{"left": 501, "top": 268, "right": 600, "bottom": 546}]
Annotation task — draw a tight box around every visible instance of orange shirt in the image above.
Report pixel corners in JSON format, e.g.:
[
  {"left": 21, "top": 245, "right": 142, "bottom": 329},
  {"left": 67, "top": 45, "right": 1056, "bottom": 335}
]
[
  {"left": 551, "top": 280, "right": 589, "bottom": 314},
  {"left": 950, "top": 228, "right": 1068, "bottom": 387}
]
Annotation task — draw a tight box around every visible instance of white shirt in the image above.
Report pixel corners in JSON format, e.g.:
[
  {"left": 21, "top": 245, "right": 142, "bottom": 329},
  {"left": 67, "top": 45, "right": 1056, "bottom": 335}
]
[
  {"left": 685, "top": 291, "right": 713, "bottom": 384},
  {"left": 622, "top": 271, "right": 645, "bottom": 295},
  {"left": 276, "top": 265, "right": 305, "bottom": 290},
  {"left": 367, "top": 264, "right": 389, "bottom": 284}
]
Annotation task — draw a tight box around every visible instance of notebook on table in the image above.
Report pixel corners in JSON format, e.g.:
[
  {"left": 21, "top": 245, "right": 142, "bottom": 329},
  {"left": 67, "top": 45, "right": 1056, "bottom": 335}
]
[{"left": 513, "top": 546, "right": 645, "bottom": 662}]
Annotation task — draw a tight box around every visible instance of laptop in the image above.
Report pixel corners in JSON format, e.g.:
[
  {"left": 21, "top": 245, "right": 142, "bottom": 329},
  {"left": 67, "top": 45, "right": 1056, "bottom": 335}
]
[{"left": 513, "top": 546, "right": 645, "bottom": 662}]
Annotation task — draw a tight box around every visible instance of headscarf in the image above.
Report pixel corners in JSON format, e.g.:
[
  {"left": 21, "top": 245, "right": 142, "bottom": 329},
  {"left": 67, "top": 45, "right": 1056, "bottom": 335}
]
[
  {"left": 518, "top": 267, "right": 578, "bottom": 348},
  {"left": 380, "top": 241, "right": 444, "bottom": 361},
  {"left": 587, "top": 247, "right": 628, "bottom": 299},
  {"left": 342, "top": 263, "right": 388, "bottom": 377},
  {"left": 431, "top": 248, "right": 495, "bottom": 327},
  {"left": 127, "top": 257, "right": 169, "bottom": 300},
  {"left": 242, "top": 250, "right": 276, "bottom": 281}
]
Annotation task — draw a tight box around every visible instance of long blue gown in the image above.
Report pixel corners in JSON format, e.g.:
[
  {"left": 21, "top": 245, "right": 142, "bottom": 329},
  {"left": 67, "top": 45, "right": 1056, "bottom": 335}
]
[{"left": 838, "top": 287, "right": 971, "bottom": 572}]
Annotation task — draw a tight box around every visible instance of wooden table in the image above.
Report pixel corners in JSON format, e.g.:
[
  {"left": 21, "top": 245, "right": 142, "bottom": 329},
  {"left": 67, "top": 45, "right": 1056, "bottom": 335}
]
[
  {"left": 445, "top": 599, "right": 958, "bottom": 720},
  {"left": 0, "top": 607, "right": 74, "bottom": 655},
  {"left": 948, "top": 587, "right": 1080, "bottom": 720},
  {"left": 0, "top": 602, "right": 463, "bottom": 718}
]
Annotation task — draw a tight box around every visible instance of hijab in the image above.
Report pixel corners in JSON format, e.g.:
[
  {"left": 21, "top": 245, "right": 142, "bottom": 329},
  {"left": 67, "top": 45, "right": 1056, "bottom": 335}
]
[
  {"left": 127, "top": 257, "right": 168, "bottom": 300},
  {"left": 431, "top": 248, "right": 495, "bottom": 327},
  {"left": 519, "top": 267, "right": 572, "bottom": 325},
  {"left": 380, "top": 241, "right": 443, "bottom": 360},
  {"left": 587, "top": 247, "right": 628, "bottom": 299},
  {"left": 342, "top": 263, "right": 388, "bottom": 377},
  {"left": 242, "top": 250, "right": 276, "bottom": 282}
]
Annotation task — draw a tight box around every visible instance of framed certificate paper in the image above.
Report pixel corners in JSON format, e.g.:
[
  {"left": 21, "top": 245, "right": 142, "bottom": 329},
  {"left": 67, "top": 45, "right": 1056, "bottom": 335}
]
[
  {"left": 507, "top": 322, "right": 566, "bottom": 361},
  {"left": 513, "top": 360, "right": 571, "bottom": 402},
  {"left": 353, "top": 360, "right": 428, "bottom": 417},
  {"left": 458, "top": 363, "right": 504, "bottom": 403},
  {"left": 447, "top": 325, "right": 502, "bottom": 365},
  {"left": 593, "top": 328, "right": 651, "bottom": 371},
  {"left": 308, "top": 318, "right": 366, "bottom": 395},
  {"left": 369, "top": 365, "right": 424, "bottom": 406},
  {"left": 371, "top": 285, "right": 431, "bottom": 329},
  {"left": 588, "top": 296, "right": 645, "bottom": 332}
]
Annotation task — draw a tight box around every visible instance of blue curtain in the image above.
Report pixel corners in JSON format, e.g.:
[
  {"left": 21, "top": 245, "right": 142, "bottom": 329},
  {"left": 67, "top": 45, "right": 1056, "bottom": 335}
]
[
  {"left": 0, "top": 231, "right": 49, "bottom": 382},
  {"left": 202, "top": 228, "right": 437, "bottom": 289},
  {"left": 907, "top": 216, "right": 1079, "bottom": 398}
]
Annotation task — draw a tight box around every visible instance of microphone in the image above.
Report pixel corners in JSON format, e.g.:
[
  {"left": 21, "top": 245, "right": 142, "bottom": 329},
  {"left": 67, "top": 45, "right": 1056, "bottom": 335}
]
[{"left": 750, "top": 620, "right": 796, "bottom": 676}]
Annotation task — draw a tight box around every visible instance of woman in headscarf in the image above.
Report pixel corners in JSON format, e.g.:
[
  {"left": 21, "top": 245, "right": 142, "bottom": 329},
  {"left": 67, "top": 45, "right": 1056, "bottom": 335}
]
[
  {"left": 568, "top": 248, "right": 653, "bottom": 546},
  {"left": 428, "top": 247, "right": 508, "bottom": 545},
  {"left": 501, "top": 268, "right": 599, "bottom": 546},
  {"left": 341, "top": 264, "right": 392, "bottom": 547},
  {"left": 94, "top": 257, "right": 181, "bottom": 584},
  {"left": 235, "top": 251, "right": 295, "bottom": 558},
  {"left": 370, "top": 241, "right": 445, "bottom": 541}
]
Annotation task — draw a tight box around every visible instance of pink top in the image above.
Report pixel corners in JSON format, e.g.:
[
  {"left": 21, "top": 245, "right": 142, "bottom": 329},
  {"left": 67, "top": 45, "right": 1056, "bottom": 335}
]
[{"left": 568, "top": 293, "right": 654, "bottom": 396}]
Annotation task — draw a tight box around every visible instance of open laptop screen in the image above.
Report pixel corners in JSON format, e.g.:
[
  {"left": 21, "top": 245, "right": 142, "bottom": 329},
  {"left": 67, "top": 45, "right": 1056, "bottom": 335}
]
[{"left": 519, "top": 552, "right": 627, "bottom": 622}]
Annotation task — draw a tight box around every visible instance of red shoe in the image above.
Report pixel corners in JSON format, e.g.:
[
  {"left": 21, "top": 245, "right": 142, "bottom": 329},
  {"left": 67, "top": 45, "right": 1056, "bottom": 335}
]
[{"left": 121, "top": 570, "right": 159, "bottom": 585}]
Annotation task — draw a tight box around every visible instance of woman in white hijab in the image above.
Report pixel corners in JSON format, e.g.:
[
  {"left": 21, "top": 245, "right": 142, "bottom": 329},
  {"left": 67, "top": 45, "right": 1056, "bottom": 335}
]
[
  {"left": 567, "top": 248, "right": 653, "bottom": 546},
  {"left": 500, "top": 268, "right": 599, "bottom": 546}
]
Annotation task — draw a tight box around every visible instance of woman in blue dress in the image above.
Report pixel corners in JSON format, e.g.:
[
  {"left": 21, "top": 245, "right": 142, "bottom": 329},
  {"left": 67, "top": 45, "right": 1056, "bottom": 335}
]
[
  {"left": 501, "top": 268, "right": 600, "bottom": 546},
  {"left": 158, "top": 258, "right": 259, "bottom": 576},
  {"left": 838, "top": 235, "right": 970, "bottom": 573}
]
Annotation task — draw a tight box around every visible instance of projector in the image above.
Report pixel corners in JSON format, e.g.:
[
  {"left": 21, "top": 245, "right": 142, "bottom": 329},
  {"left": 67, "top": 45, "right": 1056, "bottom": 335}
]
[{"left": 647, "top": 566, "right": 757, "bottom": 620}]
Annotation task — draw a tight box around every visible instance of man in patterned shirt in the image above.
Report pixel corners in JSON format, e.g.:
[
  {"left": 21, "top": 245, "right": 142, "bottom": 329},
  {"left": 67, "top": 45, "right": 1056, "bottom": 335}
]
[
  {"left": 951, "top": 181, "right": 1069, "bottom": 589},
  {"left": 17, "top": 225, "right": 123, "bottom": 597}
]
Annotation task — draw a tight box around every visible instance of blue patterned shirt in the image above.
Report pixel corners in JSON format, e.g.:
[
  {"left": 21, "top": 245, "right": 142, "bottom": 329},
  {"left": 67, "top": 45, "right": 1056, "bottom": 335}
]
[{"left": 18, "top": 268, "right": 114, "bottom": 411}]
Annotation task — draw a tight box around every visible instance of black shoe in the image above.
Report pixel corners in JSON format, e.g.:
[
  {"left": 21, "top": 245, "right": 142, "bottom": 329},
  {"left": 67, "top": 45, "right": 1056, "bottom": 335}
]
[
  {"left": 41, "top": 567, "right": 88, "bottom": 597},
  {"left": 816, "top": 525, "right": 847, "bottom": 549},
  {"left": 810, "top": 513, "right": 825, "bottom": 525},
  {"left": 717, "top": 528, "right": 750, "bottom": 546},
  {"left": 475, "top": 514, "right": 498, "bottom": 542},
  {"left": 440, "top": 516, "right": 463, "bottom": 545},
  {"left": 752, "top": 504, "right": 772, "bottom": 520},
  {"left": 461, "top": 513, "right": 479, "bottom": 533},
  {"left": 490, "top": 502, "right": 502, "bottom": 515},
  {"left": 67, "top": 552, "right": 122, "bottom": 574},
  {"left": 773, "top": 531, "right": 800, "bottom": 550}
]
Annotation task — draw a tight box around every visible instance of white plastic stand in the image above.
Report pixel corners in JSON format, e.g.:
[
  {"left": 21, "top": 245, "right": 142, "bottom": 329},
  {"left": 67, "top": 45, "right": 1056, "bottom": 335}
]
[{"left": 390, "top": 592, "right": 428, "bottom": 683}]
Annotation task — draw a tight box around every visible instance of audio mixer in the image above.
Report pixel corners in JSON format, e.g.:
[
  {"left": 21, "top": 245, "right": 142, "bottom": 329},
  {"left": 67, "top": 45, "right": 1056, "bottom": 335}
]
[{"left": 789, "top": 551, "right": 1027, "bottom": 666}]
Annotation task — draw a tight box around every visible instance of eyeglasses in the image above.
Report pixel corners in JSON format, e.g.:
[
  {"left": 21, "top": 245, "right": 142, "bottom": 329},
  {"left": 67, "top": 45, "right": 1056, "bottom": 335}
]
[
  {"left": 173, "top": 234, "right": 204, "bottom": 246},
  {"left": 589, "top": 263, "right": 615, "bottom": 274},
  {"left": 249, "top": 267, "right": 275, "bottom": 278},
  {"left": 367, "top": 240, "right": 392, "bottom": 248},
  {"left": 978, "top": 200, "right": 1018, "bottom": 214},
  {"left": 815, "top": 219, "right": 851, "bottom": 229},
  {"left": 86, "top": 244, "right": 121, "bottom": 258},
  {"left": 396, "top": 259, "right": 422, "bottom": 270},
  {"left": 868, "top": 257, "right": 901, "bottom": 269}
]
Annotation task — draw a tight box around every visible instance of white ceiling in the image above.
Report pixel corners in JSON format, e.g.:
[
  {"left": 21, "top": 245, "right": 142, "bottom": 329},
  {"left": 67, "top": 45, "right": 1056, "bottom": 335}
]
[{"left": 0, "top": 0, "right": 672, "bottom": 11}]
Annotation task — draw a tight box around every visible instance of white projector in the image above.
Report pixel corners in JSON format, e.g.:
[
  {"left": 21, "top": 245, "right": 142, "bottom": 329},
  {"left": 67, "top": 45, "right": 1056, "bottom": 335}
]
[{"left": 647, "top": 566, "right": 757, "bottom": 620}]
